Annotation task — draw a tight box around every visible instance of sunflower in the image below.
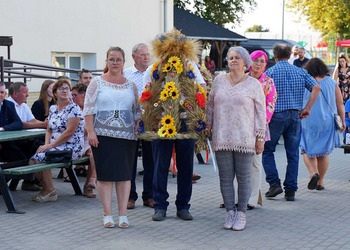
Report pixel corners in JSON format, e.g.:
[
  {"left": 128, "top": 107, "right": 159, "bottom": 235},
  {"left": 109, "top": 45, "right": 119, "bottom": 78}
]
[
  {"left": 161, "top": 115, "right": 175, "bottom": 127},
  {"left": 169, "top": 88, "right": 179, "bottom": 100},
  {"left": 175, "top": 63, "right": 183, "bottom": 74},
  {"left": 162, "top": 63, "right": 172, "bottom": 72},
  {"left": 164, "top": 81, "right": 175, "bottom": 91},
  {"left": 160, "top": 90, "right": 169, "bottom": 101},
  {"left": 165, "top": 124, "right": 177, "bottom": 138},
  {"left": 168, "top": 56, "right": 181, "bottom": 66},
  {"left": 158, "top": 127, "right": 167, "bottom": 138}
]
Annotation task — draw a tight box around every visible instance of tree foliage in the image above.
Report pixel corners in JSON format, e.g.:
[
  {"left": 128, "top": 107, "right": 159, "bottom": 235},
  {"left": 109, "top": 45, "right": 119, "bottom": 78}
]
[
  {"left": 245, "top": 25, "right": 270, "bottom": 32},
  {"left": 174, "top": 0, "right": 257, "bottom": 27},
  {"left": 287, "top": 0, "right": 350, "bottom": 39}
]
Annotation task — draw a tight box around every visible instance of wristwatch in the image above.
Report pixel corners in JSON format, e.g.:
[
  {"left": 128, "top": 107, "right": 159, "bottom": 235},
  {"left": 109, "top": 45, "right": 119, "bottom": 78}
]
[{"left": 0, "top": 127, "right": 4, "bottom": 132}]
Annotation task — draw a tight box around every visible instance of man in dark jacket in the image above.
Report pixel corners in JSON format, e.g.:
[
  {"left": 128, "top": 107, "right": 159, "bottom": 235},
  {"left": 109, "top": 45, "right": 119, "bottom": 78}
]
[{"left": 0, "top": 82, "right": 24, "bottom": 162}]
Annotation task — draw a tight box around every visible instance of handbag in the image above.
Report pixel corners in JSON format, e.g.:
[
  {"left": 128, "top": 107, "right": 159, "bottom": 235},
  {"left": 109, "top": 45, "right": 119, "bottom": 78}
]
[
  {"left": 44, "top": 150, "right": 73, "bottom": 163},
  {"left": 320, "top": 89, "right": 343, "bottom": 131}
]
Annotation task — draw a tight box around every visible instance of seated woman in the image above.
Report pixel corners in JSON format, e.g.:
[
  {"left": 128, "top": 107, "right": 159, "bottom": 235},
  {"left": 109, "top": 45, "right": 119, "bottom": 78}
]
[
  {"left": 30, "top": 78, "right": 85, "bottom": 202},
  {"left": 31, "top": 80, "right": 55, "bottom": 121}
]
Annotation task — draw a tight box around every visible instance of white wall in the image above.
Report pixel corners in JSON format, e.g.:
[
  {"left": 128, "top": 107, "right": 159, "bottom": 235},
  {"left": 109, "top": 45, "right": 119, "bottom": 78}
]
[{"left": 0, "top": 0, "right": 174, "bottom": 91}]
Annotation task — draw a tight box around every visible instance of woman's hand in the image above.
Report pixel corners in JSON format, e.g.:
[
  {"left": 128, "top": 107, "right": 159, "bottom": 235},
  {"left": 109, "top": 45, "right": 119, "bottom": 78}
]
[
  {"left": 205, "top": 124, "right": 212, "bottom": 136},
  {"left": 135, "top": 119, "right": 141, "bottom": 134},
  {"left": 88, "top": 131, "right": 99, "bottom": 148},
  {"left": 255, "top": 140, "right": 265, "bottom": 155},
  {"left": 36, "top": 143, "right": 53, "bottom": 153}
]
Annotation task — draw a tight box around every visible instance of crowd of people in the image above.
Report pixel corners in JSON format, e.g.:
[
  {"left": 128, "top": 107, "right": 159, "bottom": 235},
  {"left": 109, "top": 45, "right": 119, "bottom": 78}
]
[{"left": 0, "top": 30, "right": 347, "bottom": 231}]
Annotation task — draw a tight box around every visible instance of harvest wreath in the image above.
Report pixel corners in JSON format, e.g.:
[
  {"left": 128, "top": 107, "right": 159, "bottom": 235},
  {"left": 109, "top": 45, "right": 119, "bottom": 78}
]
[{"left": 137, "top": 29, "right": 208, "bottom": 153}]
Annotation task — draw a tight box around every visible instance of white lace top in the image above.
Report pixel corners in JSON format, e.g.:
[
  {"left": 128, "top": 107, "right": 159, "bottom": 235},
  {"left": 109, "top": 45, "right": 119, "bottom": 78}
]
[{"left": 83, "top": 76, "right": 141, "bottom": 141}]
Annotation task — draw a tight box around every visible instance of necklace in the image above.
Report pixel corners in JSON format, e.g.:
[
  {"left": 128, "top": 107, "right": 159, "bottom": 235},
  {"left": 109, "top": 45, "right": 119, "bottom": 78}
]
[{"left": 229, "top": 73, "right": 245, "bottom": 86}]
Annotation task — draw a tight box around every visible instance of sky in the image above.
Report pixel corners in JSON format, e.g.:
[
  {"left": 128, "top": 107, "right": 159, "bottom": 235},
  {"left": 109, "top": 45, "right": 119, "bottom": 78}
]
[{"left": 232, "top": 0, "right": 317, "bottom": 37}]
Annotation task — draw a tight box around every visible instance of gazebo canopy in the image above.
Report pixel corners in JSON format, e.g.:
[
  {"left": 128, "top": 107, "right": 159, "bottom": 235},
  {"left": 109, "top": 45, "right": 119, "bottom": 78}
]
[
  {"left": 336, "top": 39, "right": 350, "bottom": 47},
  {"left": 174, "top": 6, "right": 247, "bottom": 69}
]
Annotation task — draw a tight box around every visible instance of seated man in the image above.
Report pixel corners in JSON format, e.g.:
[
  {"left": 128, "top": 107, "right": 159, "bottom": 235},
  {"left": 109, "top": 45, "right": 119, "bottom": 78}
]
[
  {"left": 71, "top": 83, "right": 97, "bottom": 198},
  {"left": 7, "top": 82, "right": 48, "bottom": 191},
  {"left": 0, "top": 82, "right": 24, "bottom": 163}
]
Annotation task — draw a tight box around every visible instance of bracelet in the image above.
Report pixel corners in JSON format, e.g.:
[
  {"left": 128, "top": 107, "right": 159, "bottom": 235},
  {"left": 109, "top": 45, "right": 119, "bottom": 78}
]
[{"left": 257, "top": 138, "right": 264, "bottom": 142}]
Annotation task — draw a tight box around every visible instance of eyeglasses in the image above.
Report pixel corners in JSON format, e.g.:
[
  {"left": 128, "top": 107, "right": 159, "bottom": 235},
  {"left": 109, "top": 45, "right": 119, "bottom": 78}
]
[
  {"left": 108, "top": 58, "right": 124, "bottom": 64},
  {"left": 253, "top": 59, "right": 266, "bottom": 64},
  {"left": 58, "top": 87, "right": 71, "bottom": 92}
]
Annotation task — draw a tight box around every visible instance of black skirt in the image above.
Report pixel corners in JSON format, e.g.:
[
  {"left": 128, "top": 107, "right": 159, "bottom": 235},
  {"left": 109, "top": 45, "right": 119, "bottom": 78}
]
[{"left": 92, "top": 136, "right": 137, "bottom": 181}]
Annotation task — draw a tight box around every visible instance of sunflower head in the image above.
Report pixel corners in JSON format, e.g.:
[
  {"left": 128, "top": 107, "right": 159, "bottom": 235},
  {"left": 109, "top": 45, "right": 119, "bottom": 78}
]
[
  {"left": 164, "top": 81, "right": 176, "bottom": 91},
  {"left": 162, "top": 63, "right": 172, "bottom": 72},
  {"left": 168, "top": 56, "right": 181, "bottom": 66},
  {"left": 161, "top": 115, "right": 175, "bottom": 127},
  {"left": 158, "top": 127, "right": 167, "bottom": 138},
  {"left": 165, "top": 124, "right": 177, "bottom": 138},
  {"left": 160, "top": 90, "right": 169, "bottom": 101},
  {"left": 175, "top": 63, "right": 183, "bottom": 74},
  {"left": 169, "top": 88, "right": 179, "bottom": 100}
]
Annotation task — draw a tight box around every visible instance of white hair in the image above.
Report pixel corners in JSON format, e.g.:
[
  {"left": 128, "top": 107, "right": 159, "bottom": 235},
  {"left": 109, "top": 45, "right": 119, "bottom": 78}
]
[{"left": 227, "top": 46, "right": 253, "bottom": 68}]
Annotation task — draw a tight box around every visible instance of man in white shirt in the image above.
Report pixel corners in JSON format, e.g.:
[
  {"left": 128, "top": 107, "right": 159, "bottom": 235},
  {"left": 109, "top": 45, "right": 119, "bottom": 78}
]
[
  {"left": 124, "top": 43, "right": 154, "bottom": 209},
  {"left": 7, "top": 82, "right": 48, "bottom": 191},
  {"left": 288, "top": 45, "right": 300, "bottom": 65}
]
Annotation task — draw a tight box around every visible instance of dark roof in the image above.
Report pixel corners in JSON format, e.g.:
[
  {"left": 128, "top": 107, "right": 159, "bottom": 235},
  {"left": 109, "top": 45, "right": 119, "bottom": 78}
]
[{"left": 174, "top": 6, "right": 247, "bottom": 42}]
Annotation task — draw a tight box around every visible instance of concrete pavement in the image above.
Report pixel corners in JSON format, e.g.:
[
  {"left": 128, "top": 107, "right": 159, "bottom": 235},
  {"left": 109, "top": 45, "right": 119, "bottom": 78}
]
[{"left": 1, "top": 143, "right": 350, "bottom": 250}]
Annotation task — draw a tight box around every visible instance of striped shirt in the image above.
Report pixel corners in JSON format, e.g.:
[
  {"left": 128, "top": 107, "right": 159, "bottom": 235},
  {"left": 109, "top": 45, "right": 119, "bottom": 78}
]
[{"left": 265, "top": 60, "right": 317, "bottom": 112}]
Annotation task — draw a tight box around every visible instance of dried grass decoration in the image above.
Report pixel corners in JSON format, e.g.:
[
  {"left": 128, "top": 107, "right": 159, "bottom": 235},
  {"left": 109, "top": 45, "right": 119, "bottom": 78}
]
[{"left": 137, "top": 30, "right": 208, "bottom": 153}]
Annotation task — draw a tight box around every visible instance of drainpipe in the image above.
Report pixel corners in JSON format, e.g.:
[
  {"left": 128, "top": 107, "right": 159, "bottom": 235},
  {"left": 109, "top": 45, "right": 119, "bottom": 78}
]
[{"left": 164, "top": 0, "right": 167, "bottom": 32}]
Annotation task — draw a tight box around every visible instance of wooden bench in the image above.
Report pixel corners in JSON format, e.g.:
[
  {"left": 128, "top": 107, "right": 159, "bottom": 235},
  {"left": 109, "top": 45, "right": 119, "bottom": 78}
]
[{"left": 0, "top": 156, "right": 90, "bottom": 214}]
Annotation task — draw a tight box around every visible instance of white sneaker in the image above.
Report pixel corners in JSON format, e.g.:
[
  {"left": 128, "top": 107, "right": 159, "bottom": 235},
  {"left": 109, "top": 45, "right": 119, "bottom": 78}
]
[
  {"left": 232, "top": 211, "right": 246, "bottom": 231},
  {"left": 223, "top": 210, "right": 236, "bottom": 230}
]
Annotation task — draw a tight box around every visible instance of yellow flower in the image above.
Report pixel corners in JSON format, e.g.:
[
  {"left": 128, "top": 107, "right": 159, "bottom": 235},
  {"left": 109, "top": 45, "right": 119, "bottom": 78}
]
[
  {"left": 161, "top": 115, "right": 175, "bottom": 127},
  {"left": 175, "top": 63, "right": 183, "bottom": 74},
  {"left": 188, "top": 63, "right": 194, "bottom": 72},
  {"left": 165, "top": 124, "right": 177, "bottom": 138},
  {"left": 179, "top": 100, "right": 184, "bottom": 105},
  {"left": 169, "top": 88, "right": 179, "bottom": 100},
  {"left": 164, "top": 81, "right": 176, "bottom": 91},
  {"left": 160, "top": 90, "right": 169, "bottom": 101},
  {"left": 152, "top": 61, "right": 158, "bottom": 71},
  {"left": 198, "top": 84, "right": 207, "bottom": 99},
  {"left": 162, "top": 63, "right": 172, "bottom": 72},
  {"left": 168, "top": 56, "right": 181, "bottom": 66},
  {"left": 158, "top": 127, "right": 167, "bottom": 138}
]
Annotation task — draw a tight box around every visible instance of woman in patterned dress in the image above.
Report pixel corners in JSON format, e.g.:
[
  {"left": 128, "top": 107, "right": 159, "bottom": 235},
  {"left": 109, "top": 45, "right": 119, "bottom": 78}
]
[
  {"left": 333, "top": 53, "right": 350, "bottom": 103},
  {"left": 30, "top": 78, "right": 85, "bottom": 202}
]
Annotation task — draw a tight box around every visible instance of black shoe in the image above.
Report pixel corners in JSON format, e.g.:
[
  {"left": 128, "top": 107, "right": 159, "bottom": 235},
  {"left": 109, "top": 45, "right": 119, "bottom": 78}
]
[
  {"left": 265, "top": 183, "right": 283, "bottom": 198},
  {"left": 152, "top": 209, "right": 166, "bottom": 221},
  {"left": 307, "top": 173, "right": 320, "bottom": 190},
  {"left": 176, "top": 209, "right": 193, "bottom": 220},
  {"left": 284, "top": 190, "right": 295, "bottom": 201},
  {"left": 316, "top": 185, "right": 324, "bottom": 190}
]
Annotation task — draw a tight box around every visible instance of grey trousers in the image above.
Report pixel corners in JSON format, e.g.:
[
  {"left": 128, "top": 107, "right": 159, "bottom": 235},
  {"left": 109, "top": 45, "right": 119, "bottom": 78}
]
[{"left": 216, "top": 150, "right": 254, "bottom": 212}]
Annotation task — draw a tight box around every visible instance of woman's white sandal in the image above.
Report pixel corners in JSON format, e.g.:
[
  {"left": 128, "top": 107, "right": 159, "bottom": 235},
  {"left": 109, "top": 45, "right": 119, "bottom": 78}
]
[
  {"left": 118, "top": 216, "right": 129, "bottom": 228},
  {"left": 103, "top": 215, "right": 115, "bottom": 228}
]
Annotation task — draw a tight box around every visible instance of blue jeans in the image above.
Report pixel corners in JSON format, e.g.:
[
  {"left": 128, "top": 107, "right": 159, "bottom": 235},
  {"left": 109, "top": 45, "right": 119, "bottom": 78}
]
[
  {"left": 129, "top": 140, "right": 154, "bottom": 201},
  {"left": 151, "top": 138, "right": 195, "bottom": 211},
  {"left": 262, "top": 110, "right": 301, "bottom": 191}
]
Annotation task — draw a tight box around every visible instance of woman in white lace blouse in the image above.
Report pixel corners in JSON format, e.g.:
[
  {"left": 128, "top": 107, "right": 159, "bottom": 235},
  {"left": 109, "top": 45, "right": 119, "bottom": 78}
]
[
  {"left": 206, "top": 46, "right": 266, "bottom": 231},
  {"left": 83, "top": 47, "right": 141, "bottom": 229}
]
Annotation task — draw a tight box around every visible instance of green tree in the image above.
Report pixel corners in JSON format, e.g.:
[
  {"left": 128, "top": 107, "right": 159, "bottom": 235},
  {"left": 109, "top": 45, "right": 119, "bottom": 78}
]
[
  {"left": 174, "top": 0, "right": 257, "bottom": 27},
  {"left": 245, "top": 25, "right": 270, "bottom": 32},
  {"left": 287, "top": 0, "right": 350, "bottom": 40}
]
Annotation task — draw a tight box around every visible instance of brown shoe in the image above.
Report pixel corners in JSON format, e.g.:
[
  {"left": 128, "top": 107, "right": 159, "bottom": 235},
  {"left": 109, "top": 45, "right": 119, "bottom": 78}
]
[
  {"left": 143, "top": 199, "right": 154, "bottom": 208},
  {"left": 127, "top": 200, "right": 135, "bottom": 209}
]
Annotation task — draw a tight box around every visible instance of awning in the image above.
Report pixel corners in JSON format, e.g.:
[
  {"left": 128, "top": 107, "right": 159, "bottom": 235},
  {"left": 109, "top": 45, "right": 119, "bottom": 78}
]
[
  {"left": 315, "top": 41, "right": 328, "bottom": 48},
  {"left": 336, "top": 39, "right": 350, "bottom": 47}
]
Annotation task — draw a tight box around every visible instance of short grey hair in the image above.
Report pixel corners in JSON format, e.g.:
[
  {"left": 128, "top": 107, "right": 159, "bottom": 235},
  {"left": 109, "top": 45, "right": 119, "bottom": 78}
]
[
  {"left": 0, "top": 82, "right": 5, "bottom": 88},
  {"left": 132, "top": 43, "right": 148, "bottom": 55},
  {"left": 9, "top": 82, "right": 26, "bottom": 96},
  {"left": 227, "top": 46, "right": 253, "bottom": 68}
]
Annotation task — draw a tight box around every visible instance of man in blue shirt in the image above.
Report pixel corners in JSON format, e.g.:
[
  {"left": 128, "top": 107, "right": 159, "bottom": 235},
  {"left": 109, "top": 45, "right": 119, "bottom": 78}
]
[
  {"left": 293, "top": 47, "right": 309, "bottom": 68},
  {"left": 263, "top": 43, "right": 321, "bottom": 201}
]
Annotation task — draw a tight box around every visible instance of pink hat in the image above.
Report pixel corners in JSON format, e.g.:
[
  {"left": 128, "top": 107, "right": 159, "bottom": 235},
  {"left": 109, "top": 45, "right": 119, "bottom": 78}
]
[{"left": 248, "top": 50, "right": 268, "bottom": 72}]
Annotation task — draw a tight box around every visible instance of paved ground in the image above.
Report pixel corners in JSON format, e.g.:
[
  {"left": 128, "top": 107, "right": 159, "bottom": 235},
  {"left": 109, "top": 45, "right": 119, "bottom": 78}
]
[{"left": 1, "top": 142, "right": 350, "bottom": 250}]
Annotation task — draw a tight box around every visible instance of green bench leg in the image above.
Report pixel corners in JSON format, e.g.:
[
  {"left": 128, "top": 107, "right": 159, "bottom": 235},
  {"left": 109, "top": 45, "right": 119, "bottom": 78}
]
[
  {"left": 65, "top": 166, "right": 83, "bottom": 195},
  {"left": 0, "top": 171, "right": 25, "bottom": 214}
]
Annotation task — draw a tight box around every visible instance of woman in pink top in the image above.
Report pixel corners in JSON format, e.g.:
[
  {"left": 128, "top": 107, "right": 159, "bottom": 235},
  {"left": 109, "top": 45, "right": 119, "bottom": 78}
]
[
  {"left": 245, "top": 50, "right": 277, "bottom": 209},
  {"left": 206, "top": 46, "right": 266, "bottom": 231},
  {"left": 204, "top": 56, "right": 216, "bottom": 74}
]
